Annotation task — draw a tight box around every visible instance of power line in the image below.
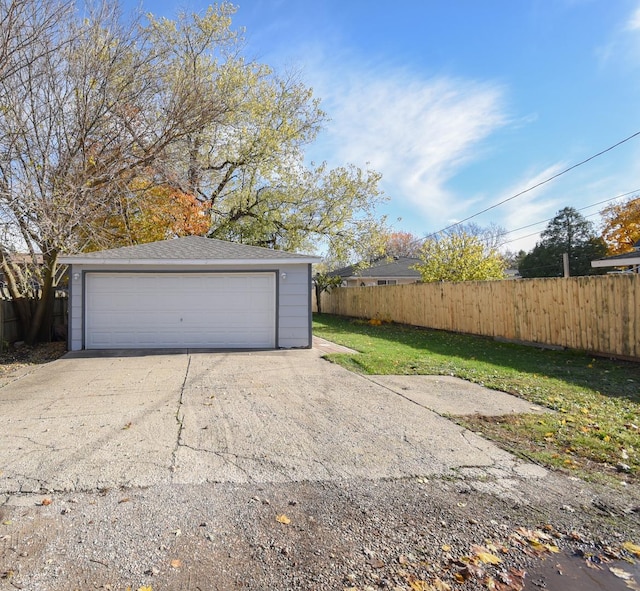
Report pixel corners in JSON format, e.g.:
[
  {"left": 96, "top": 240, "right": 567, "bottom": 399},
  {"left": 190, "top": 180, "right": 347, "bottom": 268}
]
[
  {"left": 501, "top": 209, "right": 606, "bottom": 247},
  {"left": 497, "top": 188, "right": 640, "bottom": 243},
  {"left": 423, "top": 130, "right": 640, "bottom": 240}
]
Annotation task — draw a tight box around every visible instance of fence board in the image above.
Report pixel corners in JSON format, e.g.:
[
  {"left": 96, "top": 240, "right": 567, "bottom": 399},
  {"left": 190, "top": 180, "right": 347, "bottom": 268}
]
[
  {"left": 0, "top": 296, "right": 68, "bottom": 345},
  {"left": 317, "top": 275, "right": 640, "bottom": 360}
]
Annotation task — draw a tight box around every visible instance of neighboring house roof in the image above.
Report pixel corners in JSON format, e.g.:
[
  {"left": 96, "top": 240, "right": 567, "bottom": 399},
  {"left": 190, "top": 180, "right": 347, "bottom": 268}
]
[
  {"left": 3, "top": 253, "right": 44, "bottom": 265},
  {"left": 329, "top": 256, "right": 422, "bottom": 280},
  {"left": 591, "top": 240, "right": 640, "bottom": 269},
  {"left": 58, "top": 236, "right": 321, "bottom": 266}
]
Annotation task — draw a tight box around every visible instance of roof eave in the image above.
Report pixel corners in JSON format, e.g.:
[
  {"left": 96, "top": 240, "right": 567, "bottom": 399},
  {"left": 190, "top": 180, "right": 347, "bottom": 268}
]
[
  {"left": 591, "top": 257, "right": 640, "bottom": 267},
  {"left": 58, "top": 256, "right": 321, "bottom": 266}
]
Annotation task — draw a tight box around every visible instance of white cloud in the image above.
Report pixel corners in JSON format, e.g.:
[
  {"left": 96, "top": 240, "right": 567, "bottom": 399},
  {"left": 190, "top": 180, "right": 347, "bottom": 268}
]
[
  {"left": 597, "top": 2, "right": 640, "bottom": 67},
  {"left": 495, "top": 163, "right": 568, "bottom": 251},
  {"left": 308, "top": 65, "right": 508, "bottom": 228},
  {"left": 627, "top": 5, "right": 640, "bottom": 30}
]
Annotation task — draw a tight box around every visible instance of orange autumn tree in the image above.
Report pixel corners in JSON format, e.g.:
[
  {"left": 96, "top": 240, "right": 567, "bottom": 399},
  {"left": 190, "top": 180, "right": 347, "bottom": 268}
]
[
  {"left": 600, "top": 196, "right": 640, "bottom": 255},
  {"left": 94, "top": 181, "right": 210, "bottom": 248}
]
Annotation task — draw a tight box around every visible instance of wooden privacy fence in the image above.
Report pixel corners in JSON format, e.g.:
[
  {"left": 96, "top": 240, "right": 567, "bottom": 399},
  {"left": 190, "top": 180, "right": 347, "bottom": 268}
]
[
  {"left": 316, "top": 274, "right": 640, "bottom": 360},
  {"left": 0, "top": 295, "right": 68, "bottom": 347}
]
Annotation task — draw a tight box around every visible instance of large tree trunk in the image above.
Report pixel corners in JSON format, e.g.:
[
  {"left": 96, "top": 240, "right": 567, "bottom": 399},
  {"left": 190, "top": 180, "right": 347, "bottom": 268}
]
[{"left": 25, "top": 251, "right": 57, "bottom": 345}]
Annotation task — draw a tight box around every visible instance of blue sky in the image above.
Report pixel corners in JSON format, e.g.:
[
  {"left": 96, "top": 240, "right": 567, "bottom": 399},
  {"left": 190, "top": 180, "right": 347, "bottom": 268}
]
[{"left": 134, "top": 0, "right": 640, "bottom": 252}]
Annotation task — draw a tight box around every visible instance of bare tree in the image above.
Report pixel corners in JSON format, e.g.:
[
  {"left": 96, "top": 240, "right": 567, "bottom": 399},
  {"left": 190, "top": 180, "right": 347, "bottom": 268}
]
[
  {"left": 0, "top": 1, "right": 239, "bottom": 342},
  {"left": 0, "top": 0, "right": 72, "bottom": 83}
]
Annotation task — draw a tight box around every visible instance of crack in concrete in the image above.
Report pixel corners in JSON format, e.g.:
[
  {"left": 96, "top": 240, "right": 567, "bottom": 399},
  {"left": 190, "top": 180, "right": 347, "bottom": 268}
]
[
  {"left": 360, "top": 375, "right": 436, "bottom": 413},
  {"left": 170, "top": 354, "right": 192, "bottom": 479},
  {"left": 460, "top": 429, "right": 494, "bottom": 456},
  {"left": 5, "top": 434, "right": 58, "bottom": 451}
]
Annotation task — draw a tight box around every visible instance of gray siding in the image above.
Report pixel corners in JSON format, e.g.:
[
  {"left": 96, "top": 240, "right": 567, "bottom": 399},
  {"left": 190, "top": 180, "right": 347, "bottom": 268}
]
[{"left": 68, "top": 263, "right": 312, "bottom": 351}]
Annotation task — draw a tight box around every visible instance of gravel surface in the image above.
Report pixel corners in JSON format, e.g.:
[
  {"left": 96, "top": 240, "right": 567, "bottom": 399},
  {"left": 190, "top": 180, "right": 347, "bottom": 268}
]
[{"left": 1, "top": 474, "right": 639, "bottom": 590}]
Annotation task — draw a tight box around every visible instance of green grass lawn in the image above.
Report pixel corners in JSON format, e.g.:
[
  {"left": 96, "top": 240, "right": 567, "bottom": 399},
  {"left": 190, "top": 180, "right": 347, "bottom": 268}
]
[{"left": 313, "top": 314, "right": 640, "bottom": 485}]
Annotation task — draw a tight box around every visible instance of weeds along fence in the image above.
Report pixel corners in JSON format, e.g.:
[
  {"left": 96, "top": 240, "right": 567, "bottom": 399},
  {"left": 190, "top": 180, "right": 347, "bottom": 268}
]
[{"left": 315, "top": 274, "right": 640, "bottom": 360}]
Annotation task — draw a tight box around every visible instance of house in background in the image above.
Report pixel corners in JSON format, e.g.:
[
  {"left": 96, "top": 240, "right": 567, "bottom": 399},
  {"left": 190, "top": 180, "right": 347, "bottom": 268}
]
[
  {"left": 328, "top": 256, "right": 422, "bottom": 287},
  {"left": 591, "top": 240, "right": 640, "bottom": 274}
]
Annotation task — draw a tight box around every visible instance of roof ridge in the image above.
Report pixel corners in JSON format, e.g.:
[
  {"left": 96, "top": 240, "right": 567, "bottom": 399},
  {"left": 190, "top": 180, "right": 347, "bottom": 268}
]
[{"left": 59, "top": 236, "right": 320, "bottom": 263}]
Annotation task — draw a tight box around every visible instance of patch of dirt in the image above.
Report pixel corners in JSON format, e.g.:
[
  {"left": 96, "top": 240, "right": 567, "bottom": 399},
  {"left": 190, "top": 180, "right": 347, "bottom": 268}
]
[{"left": 0, "top": 342, "right": 66, "bottom": 378}]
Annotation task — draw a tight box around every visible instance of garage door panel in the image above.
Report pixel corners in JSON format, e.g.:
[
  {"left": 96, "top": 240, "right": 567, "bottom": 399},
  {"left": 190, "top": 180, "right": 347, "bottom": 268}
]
[{"left": 85, "top": 273, "right": 276, "bottom": 349}]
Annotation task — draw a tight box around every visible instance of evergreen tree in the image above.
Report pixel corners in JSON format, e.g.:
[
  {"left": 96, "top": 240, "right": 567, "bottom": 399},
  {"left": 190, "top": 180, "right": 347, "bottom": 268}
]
[{"left": 519, "top": 207, "right": 607, "bottom": 277}]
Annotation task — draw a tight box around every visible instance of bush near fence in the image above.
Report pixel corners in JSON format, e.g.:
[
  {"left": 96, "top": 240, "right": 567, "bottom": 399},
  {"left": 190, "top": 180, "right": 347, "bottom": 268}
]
[{"left": 315, "top": 274, "right": 640, "bottom": 361}]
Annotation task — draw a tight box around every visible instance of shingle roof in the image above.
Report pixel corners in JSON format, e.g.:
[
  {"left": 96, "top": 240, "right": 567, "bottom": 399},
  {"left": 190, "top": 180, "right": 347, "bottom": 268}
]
[
  {"left": 593, "top": 251, "right": 640, "bottom": 262},
  {"left": 329, "top": 256, "right": 421, "bottom": 279},
  {"left": 591, "top": 243, "right": 640, "bottom": 268},
  {"left": 58, "top": 236, "right": 320, "bottom": 265}
]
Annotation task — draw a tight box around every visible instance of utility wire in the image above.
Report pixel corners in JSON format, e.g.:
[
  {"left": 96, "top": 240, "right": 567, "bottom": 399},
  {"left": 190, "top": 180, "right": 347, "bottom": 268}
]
[
  {"left": 423, "top": 130, "right": 640, "bottom": 240},
  {"left": 501, "top": 209, "right": 603, "bottom": 247},
  {"left": 496, "top": 188, "right": 640, "bottom": 242}
]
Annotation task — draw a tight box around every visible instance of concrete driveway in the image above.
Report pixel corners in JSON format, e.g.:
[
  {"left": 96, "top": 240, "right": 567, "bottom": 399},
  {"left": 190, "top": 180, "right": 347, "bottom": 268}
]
[{"left": 0, "top": 347, "right": 548, "bottom": 495}]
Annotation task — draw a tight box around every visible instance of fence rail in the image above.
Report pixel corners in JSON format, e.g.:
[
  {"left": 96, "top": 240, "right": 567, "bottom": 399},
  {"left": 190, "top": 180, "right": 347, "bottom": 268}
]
[{"left": 316, "top": 275, "right": 640, "bottom": 360}]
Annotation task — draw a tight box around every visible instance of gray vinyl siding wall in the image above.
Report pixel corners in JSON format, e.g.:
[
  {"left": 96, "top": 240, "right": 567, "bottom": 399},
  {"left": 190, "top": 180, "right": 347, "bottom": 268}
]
[{"left": 67, "top": 262, "right": 312, "bottom": 351}]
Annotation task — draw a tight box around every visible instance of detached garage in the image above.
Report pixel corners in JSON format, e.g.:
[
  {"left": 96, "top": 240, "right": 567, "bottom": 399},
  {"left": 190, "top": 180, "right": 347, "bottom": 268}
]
[{"left": 59, "top": 236, "right": 320, "bottom": 351}]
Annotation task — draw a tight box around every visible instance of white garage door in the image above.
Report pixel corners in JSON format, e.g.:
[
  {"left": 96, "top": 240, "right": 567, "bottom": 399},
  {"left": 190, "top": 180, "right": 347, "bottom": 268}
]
[{"left": 85, "top": 272, "right": 276, "bottom": 349}]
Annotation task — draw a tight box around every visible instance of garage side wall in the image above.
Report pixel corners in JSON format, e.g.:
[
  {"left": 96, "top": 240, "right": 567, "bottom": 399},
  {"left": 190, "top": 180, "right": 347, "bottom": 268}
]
[{"left": 67, "top": 263, "right": 312, "bottom": 351}]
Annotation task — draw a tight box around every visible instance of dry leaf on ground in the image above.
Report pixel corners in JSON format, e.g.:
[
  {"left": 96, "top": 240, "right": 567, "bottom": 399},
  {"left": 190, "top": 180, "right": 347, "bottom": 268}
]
[{"left": 623, "top": 541, "right": 640, "bottom": 557}]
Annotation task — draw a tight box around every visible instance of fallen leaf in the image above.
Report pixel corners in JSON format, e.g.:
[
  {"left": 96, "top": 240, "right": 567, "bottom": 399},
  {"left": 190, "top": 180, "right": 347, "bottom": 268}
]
[
  {"left": 441, "top": 544, "right": 451, "bottom": 552},
  {"left": 610, "top": 567, "right": 633, "bottom": 580},
  {"left": 122, "top": 422, "right": 132, "bottom": 430},
  {"left": 472, "top": 545, "right": 502, "bottom": 564},
  {"left": 623, "top": 542, "right": 640, "bottom": 557},
  {"left": 433, "top": 578, "right": 451, "bottom": 591},
  {"left": 458, "top": 563, "right": 485, "bottom": 580},
  {"left": 137, "top": 587, "right": 153, "bottom": 591},
  {"left": 2, "top": 520, "right": 11, "bottom": 526},
  {"left": 276, "top": 514, "right": 291, "bottom": 525},
  {"left": 545, "top": 544, "right": 560, "bottom": 553},
  {"left": 170, "top": 559, "right": 182, "bottom": 568},
  {"left": 41, "top": 498, "right": 52, "bottom": 506},
  {"left": 475, "top": 551, "right": 502, "bottom": 565},
  {"left": 408, "top": 578, "right": 432, "bottom": 591}
]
